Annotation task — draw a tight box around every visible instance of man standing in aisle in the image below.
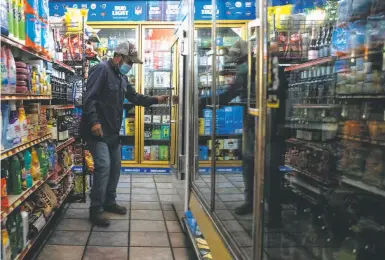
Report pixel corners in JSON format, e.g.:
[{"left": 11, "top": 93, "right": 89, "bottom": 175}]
[{"left": 81, "top": 42, "right": 168, "bottom": 226}]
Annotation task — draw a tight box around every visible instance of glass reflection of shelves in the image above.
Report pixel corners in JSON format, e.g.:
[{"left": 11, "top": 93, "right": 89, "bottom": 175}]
[{"left": 341, "top": 176, "right": 385, "bottom": 198}]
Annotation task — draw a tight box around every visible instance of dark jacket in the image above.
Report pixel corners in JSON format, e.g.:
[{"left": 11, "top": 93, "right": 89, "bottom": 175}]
[
  {"left": 198, "top": 59, "right": 255, "bottom": 109},
  {"left": 81, "top": 59, "right": 158, "bottom": 143}
]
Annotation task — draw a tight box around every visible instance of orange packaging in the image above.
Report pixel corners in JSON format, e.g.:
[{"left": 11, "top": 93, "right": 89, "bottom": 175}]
[{"left": 1, "top": 177, "right": 9, "bottom": 209}]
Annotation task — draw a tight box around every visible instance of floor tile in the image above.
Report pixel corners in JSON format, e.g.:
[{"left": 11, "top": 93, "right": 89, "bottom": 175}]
[
  {"left": 156, "top": 188, "right": 173, "bottom": 195},
  {"left": 196, "top": 187, "right": 211, "bottom": 193},
  {"left": 161, "top": 203, "right": 174, "bottom": 210},
  {"left": 88, "top": 231, "right": 128, "bottom": 246},
  {"left": 131, "top": 201, "right": 161, "bottom": 210},
  {"left": 64, "top": 208, "right": 89, "bottom": 219},
  {"left": 130, "top": 247, "right": 173, "bottom": 260},
  {"left": 233, "top": 231, "right": 253, "bottom": 247},
  {"left": 154, "top": 176, "right": 172, "bottom": 182},
  {"left": 166, "top": 220, "right": 183, "bottom": 232},
  {"left": 218, "top": 193, "right": 244, "bottom": 202},
  {"left": 93, "top": 219, "right": 129, "bottom": 232},
  {"left": 131, "top": 182, "right": 156, "bottom": 188},
  {"left": 47, "top": 231, "right": 89, "bottom": 246},
  {"left": 156, "top": 183, "right": 173, "bottom": 189},
  {"left": 215, "top": 209, "right": 235, "bottom": 221},
  {"left": 132, "top": 194, "right": 159, "bottom": 202},
  {"left": 223, "top": 220, "right": 245, "bottom": 232},
  {"left": 57, "top": 218, "right": 92, "bottom": 231},
  {"left": 169, "top": 233, "right": 191, "bottom": 248},
  {"left": 131, "top": 177, "right": 154, "bottom": 183},
  {"left": 194, "top": 182, "right": 209, "bottom": 188},
  {"left": 159, "top": 194, "right": 173, "bottom": 202},
  {"left": 173, "top": 247, "right": 198, "bottom": 260},
  {"left": 130, "top": 220, "right": 166, "bottom": 232},
  {"left": 117, "top": 187, "right": 131, "bottom": 193},
  {"left": 103, "top": 211, "right": 130, "bottom": 220},
  {"left": 132, "top": 188, "right": 157, "bottom": 194},
  {"left": 83, "top": 246, "right": 128, "bottom": 260},
  {"left": 69, "top": 201, "right": 90, "bottom": 209},
  {"left": 130, "top": 231, "right": 170, "bottom": 247},
  {"left": 216, "top": 188, "right": 243, "bottom": 194},
  {"left": 131, "top": 210, "right": 164, "bottom": 220},
  {"left": 117, "top": 182, "right": 130, "bottom": 188},
  {"left": 215, "top": 182, "right": 236, "bottom": 188},
  {"left": 226, "top": 176, "right": 244, "bottom": 182},
  {"left": 232, "top": 181, "right": 246, "bottom": 188},
  {"left": 37, "top": 245, "right": 84, "bottom": 260},
  {"left": 224, "top": 201, "right": 245, "bottom": 210},
  {"left": 116, "top": 193, "right": 131, "bottom": 201},
  {"left": 163, "top": 210, "right": 178, "bottom": 221}
]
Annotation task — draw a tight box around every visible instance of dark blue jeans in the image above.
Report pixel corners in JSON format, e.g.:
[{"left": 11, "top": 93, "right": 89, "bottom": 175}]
[{"left": 88, "top": 140, "right": 121, "bottom": 213}]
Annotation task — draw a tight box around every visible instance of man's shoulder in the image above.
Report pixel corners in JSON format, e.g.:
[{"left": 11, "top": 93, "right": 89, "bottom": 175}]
[{"left": 89, "top": 61, "right": 110, "bottom": 74}]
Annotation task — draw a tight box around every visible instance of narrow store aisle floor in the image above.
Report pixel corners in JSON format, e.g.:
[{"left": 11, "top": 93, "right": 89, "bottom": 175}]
[{"left": 37, "top": 175, "right": 197, "bottom": 260}]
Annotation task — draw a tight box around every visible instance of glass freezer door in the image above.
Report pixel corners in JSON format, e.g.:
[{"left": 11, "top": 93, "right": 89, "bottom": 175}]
[
  {"left": 258, "top": 1, "right": 385, "bottom": 260},
  {"left": 95, "top": 27, "right": 140, "bottom": 164},
  {"left": 141, "top": 27, "right": 175, "bottom": 164}
]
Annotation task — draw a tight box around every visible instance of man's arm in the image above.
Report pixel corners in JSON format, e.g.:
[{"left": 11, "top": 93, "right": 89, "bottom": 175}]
[
  {"left": 125, "top": 83, "right": 160, "bottom": 107},
  {"left": 83, "top": 64, "right": 106, "bottom": 128}
]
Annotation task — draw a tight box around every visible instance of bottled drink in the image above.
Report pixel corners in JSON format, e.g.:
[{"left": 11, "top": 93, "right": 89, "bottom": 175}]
[
  {"left": 317, "top": 26, "right": 324, "bottom": 58},
  {"left": 308, "top": 26, "right": 318, "bottom": 60},
  {"left": 323, "top": 25, "right": 333, "bottom": 57}
]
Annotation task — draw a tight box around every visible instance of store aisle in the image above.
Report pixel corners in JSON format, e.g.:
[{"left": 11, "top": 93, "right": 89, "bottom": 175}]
[{"left": 37, "top": 175, "right": 197, "bottom": 260}]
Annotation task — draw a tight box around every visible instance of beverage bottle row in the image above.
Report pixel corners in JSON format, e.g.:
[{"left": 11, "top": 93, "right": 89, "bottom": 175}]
[
  {"left": 308, "top": 24, "right": 334, "bottom": 61},
  {"left": 287, "top": 65, "right": 336, "bottom": 105},
  {"left": 51, "top": 69, "right": 71, "bottom": 105},
  {"left": 144, "top": 107, "right": 170, "bottom": 124}
]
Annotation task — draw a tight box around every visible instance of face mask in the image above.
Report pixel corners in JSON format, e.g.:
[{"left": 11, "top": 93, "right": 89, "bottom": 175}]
[{"left": 119, "top": 63, "right": 132, "bottom": 75}]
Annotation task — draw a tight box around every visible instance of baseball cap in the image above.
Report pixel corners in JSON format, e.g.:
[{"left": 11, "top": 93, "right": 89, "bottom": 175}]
[
  {"left": 114, "top": 41, "right": 143, "bottom": 64},
  {"left": 226, "top": 40, "right": 248, "bottom": 64}
]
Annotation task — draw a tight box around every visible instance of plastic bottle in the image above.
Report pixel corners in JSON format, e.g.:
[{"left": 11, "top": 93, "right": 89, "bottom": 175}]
[
  {"left": 9, "top": 156, "right": 22, "bottom": 195},
  {"left": 6, "top": 48, "right": 16, "bottom": 94},
  {"left": 0, "top": 0, "right": 9, "bottom": 36},
  {"left": 7, "top": 0, "right": 14, "bottom": 39},
  {"left": 6, "top": 213, "right": 18, "bottom": 259},
  {"left": 17, "top": 0, "right": 25, "bottom": 45},
  {"left": 11, "top": 0, "right": 19, "bottom": 41},
  {"left": 18, "top": 105, "right": 28, "bottom": 143},
  {"left": 1, "top": 220, "right": 11, "bottom": 260},
  {"left": 8, "top": 101, "right": 20, "bottom": 146},
  {"left": 2, "top": 103, "right": 12, "bottom": 149},
  {"left": 1, "top": 163, "right": 9, "bottom": 209},
  {"left": 30, "top": 147, "right": 41, "bottom": 180},
  {"left": 1, "top": 47, "right": 9, "bottom": 93},
  {"left": 19, "top": 207, "right": 28, "bottom": 248},
  {"left": 36, "top": 146, "right": 47, "bottom": 179},
  {"left": 24, "top": 150, "right": 32, "bottom": 188},
  {"left": 16, "top": 153, "right": 26, "bottom": 191}
]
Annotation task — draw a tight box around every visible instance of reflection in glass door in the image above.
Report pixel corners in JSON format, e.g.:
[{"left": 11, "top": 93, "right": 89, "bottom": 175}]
[
  {"left": 96, "top": 27, "right": 139, "bottom": 164},
  {"left": 259, "top": 1, "right": 385, "bottom": 260},
  {"left": 141, "top": 27, "right": 175, "bottom": 164}
]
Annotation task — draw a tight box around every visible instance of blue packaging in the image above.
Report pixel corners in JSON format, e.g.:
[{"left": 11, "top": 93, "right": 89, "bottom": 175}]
[
  {"left": 203, "top": 109, "right": 212, "bottom": 118},
  {"left": 121, "top": 145, "right": 134, "bottom": 160},
  {"left": 233, "top": 106, "right": 243, "bottom": 134},
  {"left": 332, "top": 27, "right": 349, "bottom": 56},
  {"left": 0, "top": 0, "right": 8, "bottom": 36},
  {"left": 224, "top": 106, "right": 234, "bottom": 134},
  {"left": 199, "top": 146, "right": 209, "bottom": 160}
]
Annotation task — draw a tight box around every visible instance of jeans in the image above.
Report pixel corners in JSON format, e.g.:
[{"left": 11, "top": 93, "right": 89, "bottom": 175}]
[
  {"left": 242, "top": 115, "right": 255, "bottom": 205},
  {"left": 88, "top": 140, "right": 121, "bottom": 213}
]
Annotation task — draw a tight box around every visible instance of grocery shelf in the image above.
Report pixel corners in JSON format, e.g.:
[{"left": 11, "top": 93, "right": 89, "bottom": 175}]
[
  {"left": 293, "top": 104, "right": 341, "bottom": 109},
  {"left": 144, "top": 138, "right": 169, "bottom": 141},
  {"left": 285, "top": 165, "right": 336, "bottom": 185},
  {"left": 48, "top": 166, "right": 73, "bottom": 186},
  {"left": 0, "top": 35, "right": 75, "bottom": 73},
  {"left": 284, "top": 56, "right": 336, "bottom": 72},
  {"left": 0, "top": 171, "right": 54, "bottom": 221},
  {"left": 1, "top": 94, "right": 52, "bottom": 100},
  {"left": 120, "top": 134, "right": 135, "bottom": 137},
  {"left": 199, "top": 134, "right": 242, "bottom": 137},
  {"left": 56, "top": 137, "right": 76, "bottom": 152},
  {"left": 14, "top": 184, "right": 73, "bottom": 260},
  {"left": 42, "top": 104, "right": 75, "bottom": 110},
  {"left": 341, "top": 176, "right": 385, "bottom": 198},
  {"left": 338, "top": 134, "right": 385, "bottom": 146},
  {"left": 337, "top": 94, "right": 385, "bottom": 99},
  {"left": 1, "top": 133, "right": 52, "bottom": 160}
]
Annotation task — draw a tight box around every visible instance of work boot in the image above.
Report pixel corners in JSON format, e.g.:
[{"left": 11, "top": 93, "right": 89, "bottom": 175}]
[
  {"left": 235, "top": 203, "right": 253, "bottom": 215},
  {"left": 89, "top": 209, "right": 110, "bottom": 227},
  {"left": 104, "top": 203, "right": 127, "bottom": 215}
]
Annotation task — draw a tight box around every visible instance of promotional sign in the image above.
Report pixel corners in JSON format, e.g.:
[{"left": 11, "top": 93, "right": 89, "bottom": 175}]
[
  {"left": 194, "top": 0, "right": 256, "bottom": 20},
  {"left": 49, "top": 1, "right": 147, "bottom": 21},
  {"left": 50, "top": 0, "right": 255, "bottom": 22}
]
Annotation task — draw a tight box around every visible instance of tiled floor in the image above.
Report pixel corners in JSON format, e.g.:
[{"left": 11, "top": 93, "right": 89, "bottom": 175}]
[{"left": 37, "top": 175, "right": 197, "bottom": 260}]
